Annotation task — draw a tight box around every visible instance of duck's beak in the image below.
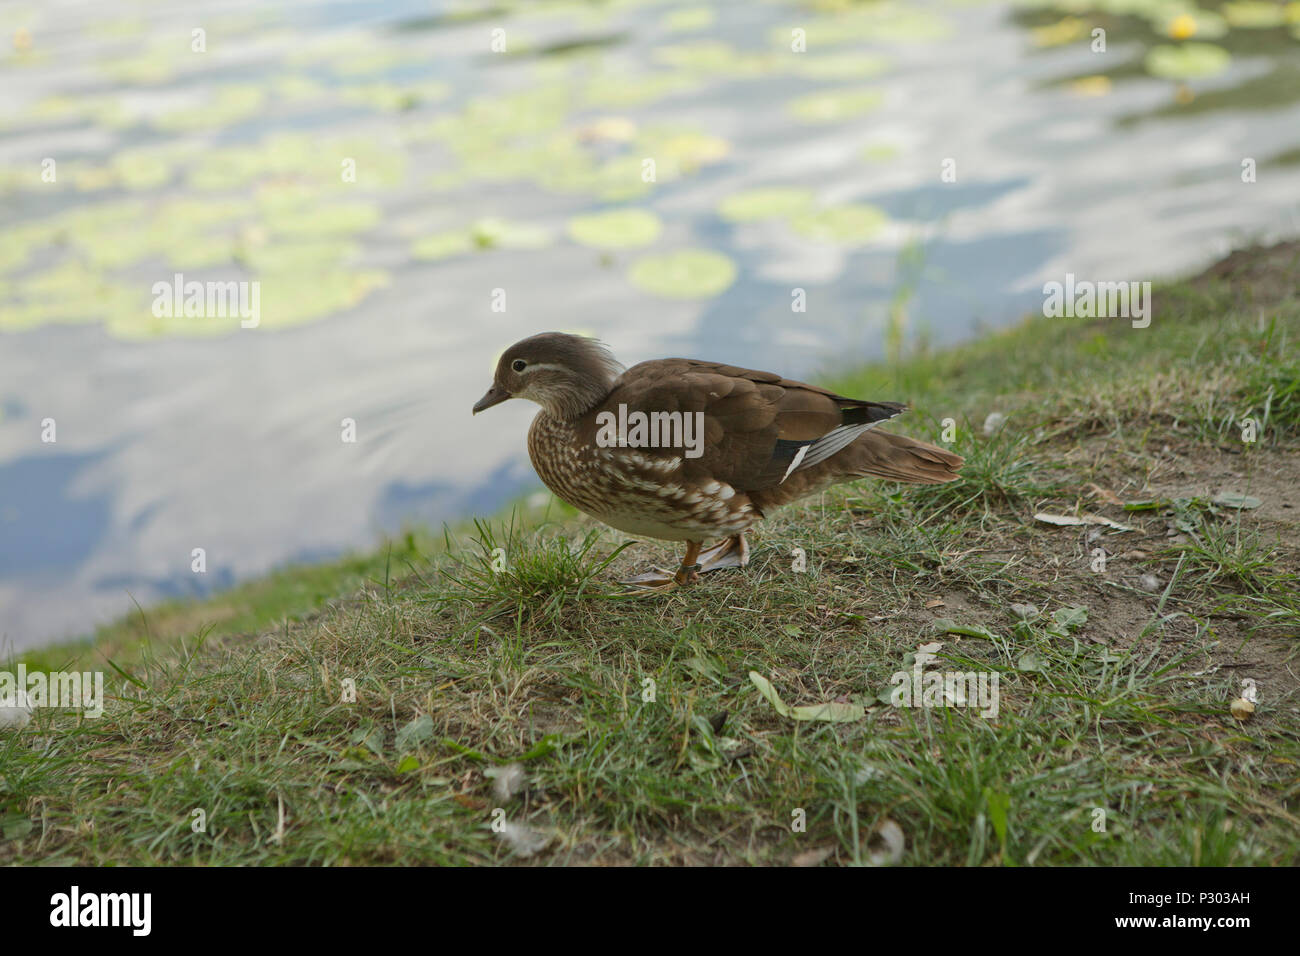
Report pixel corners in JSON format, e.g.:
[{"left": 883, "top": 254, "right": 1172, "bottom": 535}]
[{"left": 472, "top": 384, "right": 511, "bottom": 415}]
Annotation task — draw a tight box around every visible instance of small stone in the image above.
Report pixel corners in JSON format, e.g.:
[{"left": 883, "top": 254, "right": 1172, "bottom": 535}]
[
  {"left": 1230, "top": 698, "right": 1255, "bottom": 721},
  {"left": 1140, "top": 573, "right": 1162, "bottom": 593},
  {"left": 1010, "top": 603, "right": 1039, "bottom": 620},
  {"left": 982, "top": 412, "right": 1007, "bottom": 437}
]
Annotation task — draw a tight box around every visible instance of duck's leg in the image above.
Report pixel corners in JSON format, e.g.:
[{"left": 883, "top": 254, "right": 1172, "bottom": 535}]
[
  {"left": 674, "top": 541, "right": 702, "bottom": 586},
  {"left": 697, "top": 534, "right": 749, "bottom": 574},
  {"left": 621, "top": 541, "right": 701, "bottom": 589}
]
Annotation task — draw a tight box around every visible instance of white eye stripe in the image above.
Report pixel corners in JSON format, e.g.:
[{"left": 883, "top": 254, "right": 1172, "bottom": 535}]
[{"left": 518, "top": 362, "right": 567, "bottom": 374}]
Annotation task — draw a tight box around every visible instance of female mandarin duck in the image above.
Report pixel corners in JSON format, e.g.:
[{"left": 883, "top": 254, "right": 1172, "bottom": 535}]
[{"left": 473, "top": 332, "right": 962, "bottom": 588}]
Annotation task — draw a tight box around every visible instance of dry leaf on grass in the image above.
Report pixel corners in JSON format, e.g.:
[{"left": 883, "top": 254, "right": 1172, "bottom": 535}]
[
  {"left": 749, "top": 672, "right": 865, "bottom": 722},
  {"left": 1034, "top": 512, "right": 1136, "bottom": 532}
]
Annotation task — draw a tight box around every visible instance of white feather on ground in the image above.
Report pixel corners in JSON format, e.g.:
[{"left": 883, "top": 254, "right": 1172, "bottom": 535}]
[{"left": 0, "top": 690, "right": 32, "bottom": 731}]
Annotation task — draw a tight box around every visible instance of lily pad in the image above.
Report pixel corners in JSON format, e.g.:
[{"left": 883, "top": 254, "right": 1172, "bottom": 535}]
[
  {"left": 470, "top": 218, "right": 553, "bottom": 250},
  {"left": 238, "top": 240, "right": 357, "bottom": 273},
  {"left": 787, "top": 87, "right": 884, "bottom": 123},
  {"left": 628, "top": 248, "right": 737, "bottom": 299},
  {"left": 789, "top": 53, "right": 890, "bottom": 80},
  {"left": 661, "top": 6, "right": 715, "bottom": 32},
  {"left": 567, "top": 208, "right": 662, "bottom": 248},
  {"left": 155, "top": 86, "right": 266, "bottom": 132},
  {"left": 717, "top": 187, "right": 815, "bottom": 223},
  {"left": 1144, "top": 43, "right": 1231, "bottom": 80},
  {"left": 791, "top": 204, "right": 888, "bottom": 244},
  {"left": 1159, "top": 11, "right": 1229, "bottom": 39},
  {"left": 263, "top": 201, "right": 380, "bottom": 238},
  {"left": 773, "top": 8, "right": 950, "bottom": 48},
  {"left": 1221, "top": 1, "right": 1288, "bottom": 28},
  {"left": 412, "top": 232, "right": 474, "bottom": 261},
  {"left": 862, "top": 142, "right": 901, "bottom": 162},
  {"left": 584, "top": 72, "right": 699, "bottom": 108}
]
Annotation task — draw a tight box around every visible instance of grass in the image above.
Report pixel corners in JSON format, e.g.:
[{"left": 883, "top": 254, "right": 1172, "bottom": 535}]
[{"left": 2, "top": 242, "right": 1298, "bottom": 866}]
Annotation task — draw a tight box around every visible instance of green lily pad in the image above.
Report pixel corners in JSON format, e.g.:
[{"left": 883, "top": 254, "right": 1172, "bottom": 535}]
[
  {"left": 263, "top": 201, "right": 380, "bottom": 238},
  {"left": 863, "top": 142, "right": 901, "bottom": 162},
  {"left": 567, "top": 208, "right": 663, "bottom": 248},
  {"left": 662, "top": 6, "right": 715, "bottom": 32},
  {"left": 772, "top": 7, "right": 950, "bottom": 48},
  {"left": 788, "top": 53, "right": 890, "bottom": 80},
  {"left": 637, "top": 127, "right": 730, "bottom": 173},
  {"left": 1157, "top": 11, "right": 1229, "bottom": 39},
  {"left": 242, "top": 270, "right": 389, "bottom": 332},
  {"left": 154, "top": 86, "right": 266, "bottom": 131},
  {"left": 787, "top": 87, "right": 884, "bottom": 123},
  {"left": 628, "top": 249, "right": 737, "bottom": 299},
  {"left": 717, "top": 187, "right": 815, "bottom": 223},
  {"left": 1144, "top": 43, "right": 1231, "bottom": 80},
  {"left": 469, "top": 218, "right": 553, "bottom": 250},
  {"left": 584, "top": 71, "right": 699, "bottom": 107},
  {"left": 652, "top": 41, "right": 775, "bottom": 77},
  {"left": 412, "top": 232, "right": 474, "bottom": 261},
  {"left": 342, "top": 81, "right": 450, "bottom": 113},
  {"left": 238, "top": 240, "right": 357, "bottom": 273},
  {"left": 1221, "top": 2, "right": 1287, "bottom": 28},
  {"left": 791, "top": 204, "right": 888, "bottom": 244}
]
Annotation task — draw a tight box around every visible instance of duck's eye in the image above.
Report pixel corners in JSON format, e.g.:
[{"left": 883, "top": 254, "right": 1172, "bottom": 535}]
[{"left": 511, "top": 359, "right": 527, "bottom": 373}]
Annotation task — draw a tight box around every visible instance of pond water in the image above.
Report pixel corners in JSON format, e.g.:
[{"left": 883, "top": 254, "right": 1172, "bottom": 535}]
[{"left": 2, "top": 0, "right": 1299, "bottom": 650}]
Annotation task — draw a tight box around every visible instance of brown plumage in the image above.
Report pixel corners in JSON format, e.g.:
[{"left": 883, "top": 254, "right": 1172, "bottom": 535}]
[{"left": 473, "top": 332, "right": 962, "bottom": 586}]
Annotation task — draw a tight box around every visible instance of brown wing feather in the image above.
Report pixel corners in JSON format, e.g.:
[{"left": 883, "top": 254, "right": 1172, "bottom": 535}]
[{"left": 597, "top": 359, "right": 905, "bottom": 492}]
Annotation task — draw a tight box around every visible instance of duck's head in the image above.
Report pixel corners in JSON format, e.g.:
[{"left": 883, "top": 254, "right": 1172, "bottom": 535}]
[{"left": 472, "top": 332, "right": 624, "bottom": 420}]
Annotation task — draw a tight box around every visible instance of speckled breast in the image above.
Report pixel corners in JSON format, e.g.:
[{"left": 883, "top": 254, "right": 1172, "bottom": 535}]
[{"left": 527, "top": 412, "right": 759, "bottom": 542}]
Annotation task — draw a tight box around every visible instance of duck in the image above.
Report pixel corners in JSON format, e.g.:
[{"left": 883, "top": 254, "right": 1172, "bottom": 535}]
[{"left": 473, "top": 332, "right": 962, "bottom": 587}]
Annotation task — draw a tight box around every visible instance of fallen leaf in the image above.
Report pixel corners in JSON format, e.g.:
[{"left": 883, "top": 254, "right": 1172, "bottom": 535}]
[
  {"left": 1035, "top": 512, "right": 1136, "bottom": 532},
  {"left": 749, "top": 671, "right": 865, "bottom": 722},
  {"left": 1017, "top": 650, "right": 1048, "bottom": 673},
  {"left": 1212, "top": 493, "right": 1262, "bottom": 510},
  {"left": 924, "top": 599, "right": 945, "bottom": 609},
  {"left": 931, "top": 619, "right": 998, "bottom": 640},
  {"left": 1052, "top": 605, "right": 1088, "bottom": 632},
  {"left": 1230, "top": 698, "right": 1255, "bottom": 721},
  {"left": 395, "top": 755, "right": 420, "bottom": 774},
  {"left": 395, "top": 714, "right": 434, "bottom": 751}
]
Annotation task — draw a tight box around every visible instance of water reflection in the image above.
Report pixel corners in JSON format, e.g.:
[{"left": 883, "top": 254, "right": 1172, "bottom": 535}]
[{"left": 1, "top": 0, "right": 1299, "bottom": 649}]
